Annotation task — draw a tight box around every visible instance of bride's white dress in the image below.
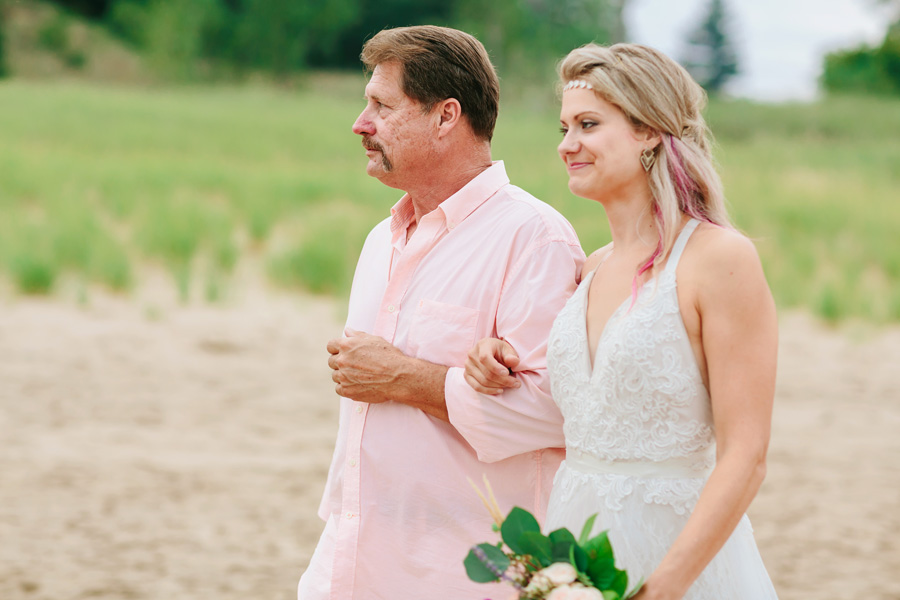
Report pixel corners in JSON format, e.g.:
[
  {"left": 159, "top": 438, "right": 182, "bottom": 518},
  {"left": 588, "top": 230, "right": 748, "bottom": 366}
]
[{"left": 544, "top": 220, "right": 778, "bottom": 598}]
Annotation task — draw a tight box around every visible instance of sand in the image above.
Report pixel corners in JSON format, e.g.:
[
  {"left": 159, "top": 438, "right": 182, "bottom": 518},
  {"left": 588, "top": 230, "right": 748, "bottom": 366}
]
[{"left": 1, "top": 289, "right": 898, "bottom": 600}]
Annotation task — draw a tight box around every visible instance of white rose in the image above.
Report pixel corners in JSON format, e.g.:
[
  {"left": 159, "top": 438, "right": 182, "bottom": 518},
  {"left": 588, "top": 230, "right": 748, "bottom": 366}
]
[
  {"left": 540, "top": 562, "right": 578, "bottom": 586},
  {"left": 569, "top": 586, "right": 604, "bottom": 600},
  {"left": 547, "top": 584, "right": 578, "bottom": 600},
  {"left": 524, "top": 573, "right": 551, "bottom": 593}
]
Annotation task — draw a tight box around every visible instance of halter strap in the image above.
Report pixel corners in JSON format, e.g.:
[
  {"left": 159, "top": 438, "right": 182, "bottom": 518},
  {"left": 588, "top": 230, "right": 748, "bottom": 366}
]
[{"left": 664, "top": 219, "right": 700, "bottom": 275}]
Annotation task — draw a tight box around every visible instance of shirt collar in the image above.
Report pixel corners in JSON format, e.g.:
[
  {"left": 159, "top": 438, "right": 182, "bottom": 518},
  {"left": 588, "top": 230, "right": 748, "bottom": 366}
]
[{"left": 389, "top": 161, "right": 509, "bottom": 237}]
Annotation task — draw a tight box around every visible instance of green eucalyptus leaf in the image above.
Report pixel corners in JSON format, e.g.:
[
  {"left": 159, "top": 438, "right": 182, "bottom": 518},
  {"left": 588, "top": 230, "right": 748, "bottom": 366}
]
[
  {"left": 500, "top": 506, "right": 542, "bottom": 554},
  {"left": 584, "top": 531, "right": 617, "bottom": 589},
  {"left": 609, "top": 568, "right": 629, "bottom": 596},
  {"left": 578, "top": 513, "right": 598, "bottom": 545},
  {"left": 571, "top": 543, "right": 588, "bottom": 573},
  {"left": 602, "top": 591, "right": 621, "bottom": 600},
  {"left": 549, "top": 528, "right": 577, "bottom": 545},
  {"left": 463, "top": 543, "right": 510, "bottom": 583},
  {"left": 549, "top": 528, "right": 577, "bottom": 563},
  {"left": 584, "top": 530, "right": 614, "bottom": 563},
  {"left": 519, "top": 531, "right": 553, "bottom": 567}
]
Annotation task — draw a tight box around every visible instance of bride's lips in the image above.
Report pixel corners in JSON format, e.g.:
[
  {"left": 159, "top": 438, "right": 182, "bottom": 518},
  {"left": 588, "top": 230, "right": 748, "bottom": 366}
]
[{"left": 567, "top": 162, "right": 590, "bottom": 171}]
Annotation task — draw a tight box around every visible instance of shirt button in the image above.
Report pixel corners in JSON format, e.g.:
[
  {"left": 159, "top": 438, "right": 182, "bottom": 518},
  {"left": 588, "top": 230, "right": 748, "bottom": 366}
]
[
  {"left": 387, "top": 304, "right": 395, "bottom": 313},
  {"left": 349, "top": 459, "right": 357, "bottom": 467},
  {"left": 355, "top": 405, "right": 363, "bottom": 414},
  {"left": 346, "top": 512, "right": 354, "bottom": 519}
]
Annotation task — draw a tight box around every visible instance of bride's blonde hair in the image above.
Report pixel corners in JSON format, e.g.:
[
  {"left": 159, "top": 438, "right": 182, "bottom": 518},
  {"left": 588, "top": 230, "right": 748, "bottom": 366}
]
[{"left": 559, "top": 43, "right": 733, "bottom": 280}]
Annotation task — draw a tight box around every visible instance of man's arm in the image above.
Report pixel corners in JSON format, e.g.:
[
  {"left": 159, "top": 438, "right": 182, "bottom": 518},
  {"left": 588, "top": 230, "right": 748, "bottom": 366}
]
[
  {"left": 327, "top": 329, "right": 450, "bottom": 421},
  {"left": 444, "top": 237, "right": 584, "bottom": 462}
]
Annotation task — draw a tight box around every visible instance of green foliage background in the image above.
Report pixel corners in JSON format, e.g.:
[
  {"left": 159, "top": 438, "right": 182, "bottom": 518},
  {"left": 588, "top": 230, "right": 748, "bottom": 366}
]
[
  {"left": 0, "top": 76, "right": 898, "bottom": 322},
  {"left": 822, "top": 21, "right": 900, "bottom": 94},
  {"left": 1, "top": 1, "right": 898, "bottom": 323}
]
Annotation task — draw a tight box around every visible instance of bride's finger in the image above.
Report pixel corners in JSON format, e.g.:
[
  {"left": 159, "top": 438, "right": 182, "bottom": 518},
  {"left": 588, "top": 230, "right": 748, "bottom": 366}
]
[{"left": 464, "top": 371, "right": 503, "bottom": 395}]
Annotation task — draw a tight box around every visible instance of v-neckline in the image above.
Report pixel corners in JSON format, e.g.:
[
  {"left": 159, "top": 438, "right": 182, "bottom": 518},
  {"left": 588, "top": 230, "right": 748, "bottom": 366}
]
[{"left": 582, "top": 268, "right": 657, "bottom": 374}]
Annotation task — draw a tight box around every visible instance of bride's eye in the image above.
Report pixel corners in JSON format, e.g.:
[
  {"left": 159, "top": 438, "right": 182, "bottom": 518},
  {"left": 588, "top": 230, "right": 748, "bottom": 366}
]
[{"left": 581, "top": 120, "right": 598, "bottom": 130}]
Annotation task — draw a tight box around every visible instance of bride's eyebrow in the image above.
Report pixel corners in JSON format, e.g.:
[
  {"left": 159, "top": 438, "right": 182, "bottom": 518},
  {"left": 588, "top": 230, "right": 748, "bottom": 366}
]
[{"left": 561, "top": 111, "right": 601, "bottom": 123}]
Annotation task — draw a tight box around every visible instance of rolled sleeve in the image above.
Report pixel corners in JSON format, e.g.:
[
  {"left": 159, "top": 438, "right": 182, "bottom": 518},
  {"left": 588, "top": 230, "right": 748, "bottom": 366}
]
[{"left": 446, "top": 237, "right": 583, "bottom": 462}]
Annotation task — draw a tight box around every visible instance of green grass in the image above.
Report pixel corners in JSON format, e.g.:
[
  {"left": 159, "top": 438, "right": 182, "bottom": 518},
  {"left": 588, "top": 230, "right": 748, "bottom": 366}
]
[{"left": 0, "top": 78, "right": 897, "bottom": 322}]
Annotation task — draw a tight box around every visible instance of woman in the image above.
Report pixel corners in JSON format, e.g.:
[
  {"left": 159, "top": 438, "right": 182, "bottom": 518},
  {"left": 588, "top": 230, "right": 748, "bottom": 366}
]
[{"left": 465, "top": 44, "right": 779, "bottom": 599}]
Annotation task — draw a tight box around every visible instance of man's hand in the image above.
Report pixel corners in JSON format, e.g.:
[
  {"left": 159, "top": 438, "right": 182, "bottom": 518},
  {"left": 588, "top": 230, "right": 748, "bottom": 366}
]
[
  {"left": 326, "top": 329, "right": 450, "bottom": 421},
  {"left": 327, "top": 329, "right": 407, "bottom": 404}
]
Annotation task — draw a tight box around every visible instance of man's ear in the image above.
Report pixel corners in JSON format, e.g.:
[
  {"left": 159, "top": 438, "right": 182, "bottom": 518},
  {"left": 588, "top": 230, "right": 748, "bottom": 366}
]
[{"left": 435, "top": 98, "right": 462, "bottom": 138}]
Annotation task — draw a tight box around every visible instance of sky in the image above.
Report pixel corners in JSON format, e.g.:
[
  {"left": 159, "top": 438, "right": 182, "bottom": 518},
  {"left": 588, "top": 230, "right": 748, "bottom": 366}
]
[{"left": 626, "top": 0, "right": 894, "bottom": 101}]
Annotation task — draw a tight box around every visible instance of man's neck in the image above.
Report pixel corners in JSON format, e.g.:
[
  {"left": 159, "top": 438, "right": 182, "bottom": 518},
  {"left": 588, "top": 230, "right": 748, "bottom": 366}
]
[{"left": 406, "top": 142, "right": 493, "bottom": 221}]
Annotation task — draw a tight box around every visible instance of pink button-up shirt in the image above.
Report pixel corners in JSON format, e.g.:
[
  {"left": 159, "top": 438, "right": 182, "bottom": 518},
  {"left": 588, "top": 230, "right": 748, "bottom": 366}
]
[{"left": 306, "top": 162, "right": 584, "bottom": 599}]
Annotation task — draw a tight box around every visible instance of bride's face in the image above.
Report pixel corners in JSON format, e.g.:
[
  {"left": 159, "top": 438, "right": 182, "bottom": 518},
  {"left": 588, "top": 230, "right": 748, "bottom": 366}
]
[{"left": 558, "top": 89, "right": 651, "bottom": 203}]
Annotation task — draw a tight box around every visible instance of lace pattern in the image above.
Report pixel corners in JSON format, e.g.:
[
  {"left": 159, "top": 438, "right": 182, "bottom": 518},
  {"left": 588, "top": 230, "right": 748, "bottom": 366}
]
[
  {"left": 546, "top": 220, "right": 714, "bottom": 508},
  {"left": 545, "top": 221, "right": 778, "bottom": 598}
]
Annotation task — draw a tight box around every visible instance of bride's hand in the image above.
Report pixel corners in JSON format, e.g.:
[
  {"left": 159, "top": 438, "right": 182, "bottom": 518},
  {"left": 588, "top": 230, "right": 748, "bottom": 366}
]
[{"left": 463, "top": 338, "right": 521, "bottom": 395}]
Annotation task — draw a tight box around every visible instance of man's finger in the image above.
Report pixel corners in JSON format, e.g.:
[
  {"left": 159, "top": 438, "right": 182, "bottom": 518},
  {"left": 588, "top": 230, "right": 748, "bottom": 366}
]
[{"left": 326, "top": 338, "right": 341, "bottom": 354}]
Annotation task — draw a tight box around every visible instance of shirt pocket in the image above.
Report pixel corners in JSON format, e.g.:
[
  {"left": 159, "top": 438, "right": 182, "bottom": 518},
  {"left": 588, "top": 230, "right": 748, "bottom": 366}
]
[{"left": 407, "top": 299, "right": 481, "bottom": 367}]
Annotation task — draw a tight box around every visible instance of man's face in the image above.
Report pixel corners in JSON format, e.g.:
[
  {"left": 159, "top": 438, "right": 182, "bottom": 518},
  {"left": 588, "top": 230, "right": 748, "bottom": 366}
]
[{"left": 351, "top": 62, "right": 437, "bottom": 188}]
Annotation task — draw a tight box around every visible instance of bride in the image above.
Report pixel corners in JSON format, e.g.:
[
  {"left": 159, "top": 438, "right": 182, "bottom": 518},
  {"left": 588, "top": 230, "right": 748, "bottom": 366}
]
[{"left": 465, "top": 43, "right": 779, "bottom": 599}]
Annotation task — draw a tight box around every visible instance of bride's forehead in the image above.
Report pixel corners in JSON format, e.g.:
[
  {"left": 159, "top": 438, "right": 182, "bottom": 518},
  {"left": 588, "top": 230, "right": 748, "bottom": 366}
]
[{"left": 560, "top": 90, "right": 617, "bottom": 116}]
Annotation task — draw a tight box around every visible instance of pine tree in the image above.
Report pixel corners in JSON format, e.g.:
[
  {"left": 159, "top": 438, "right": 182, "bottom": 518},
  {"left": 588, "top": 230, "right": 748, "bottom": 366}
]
[{"left": 682, "top": 0, "right": 739, "bottom": 94}]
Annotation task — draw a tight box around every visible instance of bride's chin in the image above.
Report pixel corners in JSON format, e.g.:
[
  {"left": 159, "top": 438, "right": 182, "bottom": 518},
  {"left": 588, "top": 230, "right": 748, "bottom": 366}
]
[{"left": 568, "top": 181, "right": 595, "bottom": 200}]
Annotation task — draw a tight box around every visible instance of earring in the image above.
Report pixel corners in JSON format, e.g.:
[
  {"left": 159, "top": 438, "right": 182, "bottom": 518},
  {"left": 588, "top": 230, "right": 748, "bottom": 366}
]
[{"left": 640, "top": 147, "right": 656, "bottom": 172}]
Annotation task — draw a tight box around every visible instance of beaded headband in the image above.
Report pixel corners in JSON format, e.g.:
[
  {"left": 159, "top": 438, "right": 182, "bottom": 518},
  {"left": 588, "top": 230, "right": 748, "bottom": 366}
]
[{"left": 563, "top": 79, "right": 594, "bottom": 92}]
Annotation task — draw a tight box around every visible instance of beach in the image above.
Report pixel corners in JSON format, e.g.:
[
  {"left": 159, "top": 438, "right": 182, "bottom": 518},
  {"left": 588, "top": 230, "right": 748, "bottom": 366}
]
[{"left": 1, "top": 288, "right": 898, "bottom": 600}]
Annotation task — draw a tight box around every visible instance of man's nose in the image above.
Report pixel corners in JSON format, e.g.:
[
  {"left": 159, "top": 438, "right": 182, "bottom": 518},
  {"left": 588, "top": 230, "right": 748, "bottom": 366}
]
[{"left": 352, "top": 109, "right": 373, "bottom": 136}]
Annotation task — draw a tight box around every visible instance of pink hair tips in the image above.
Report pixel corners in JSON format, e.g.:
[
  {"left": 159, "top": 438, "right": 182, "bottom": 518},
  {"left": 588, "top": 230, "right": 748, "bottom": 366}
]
[{"left": 665, "top": 134, "right": 710, "bottom": 223}]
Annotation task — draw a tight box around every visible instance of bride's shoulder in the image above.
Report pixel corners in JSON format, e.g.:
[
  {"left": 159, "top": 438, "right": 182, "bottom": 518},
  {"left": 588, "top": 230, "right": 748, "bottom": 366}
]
[
  {"left": 681, "top": 223, "right": 768, "bottom": 296},
  {"left": 685, "top": 224, "right": 760, "bottom": 268},
  {"left": 582, "top": 243, "right": 614, "bottom": 276}
]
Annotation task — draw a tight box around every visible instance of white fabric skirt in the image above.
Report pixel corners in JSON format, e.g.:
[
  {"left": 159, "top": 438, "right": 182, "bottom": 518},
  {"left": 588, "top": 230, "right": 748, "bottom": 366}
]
[{"left": 545, "top": 460, "right": 779, "bottom": 600}]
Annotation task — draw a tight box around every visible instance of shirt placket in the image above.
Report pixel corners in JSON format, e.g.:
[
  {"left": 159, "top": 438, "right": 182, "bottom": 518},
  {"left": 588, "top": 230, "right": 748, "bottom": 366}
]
[{"left": 331, "top": 217, "right": 445, "bottom": 600}]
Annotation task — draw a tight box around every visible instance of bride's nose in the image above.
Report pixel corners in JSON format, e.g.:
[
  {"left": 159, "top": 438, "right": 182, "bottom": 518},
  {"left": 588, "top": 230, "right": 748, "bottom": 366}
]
[{"left": 558, "top": 131, "right": 579, "bottom": 158}]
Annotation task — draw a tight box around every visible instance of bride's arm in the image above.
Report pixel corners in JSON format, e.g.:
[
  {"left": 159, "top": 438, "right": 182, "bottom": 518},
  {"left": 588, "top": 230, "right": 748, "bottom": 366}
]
[{"left": 636, "top": 230, "right": 777, "bottom": 600}]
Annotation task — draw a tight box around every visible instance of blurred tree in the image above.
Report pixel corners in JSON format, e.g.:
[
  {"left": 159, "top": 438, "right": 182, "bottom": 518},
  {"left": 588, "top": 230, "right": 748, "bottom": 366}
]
[
  {"left": 0, "top": 0, "right": 8, "bottom": 78},
  {"left": 49, "top": 0, "right": 114, "bottom": 17},
  {"left": 681, "top": 0, "right": 739, "bottom": 94},
  {"left": 822, "top": 19, "right": 900, "bottom": 95},
  {"left": 233, "top": 0, "right": 359, "bottom": 75},
  {"left": 107, "top": 0, "right": 359, "bottom": 79},
  {"left": 308, "top": 0, "right": 450, "bottom": 68},
  {"left": 138, "top": 0, "right": 226, "bottom": 80},
  {"left": 454, "top": 0, "right": 621, "bottom": 82}
]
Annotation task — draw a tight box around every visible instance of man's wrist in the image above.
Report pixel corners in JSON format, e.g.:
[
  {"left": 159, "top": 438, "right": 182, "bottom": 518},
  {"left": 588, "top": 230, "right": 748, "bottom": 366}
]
[{"left": 395, "top": 356, "right": 450, "bottom": 420}]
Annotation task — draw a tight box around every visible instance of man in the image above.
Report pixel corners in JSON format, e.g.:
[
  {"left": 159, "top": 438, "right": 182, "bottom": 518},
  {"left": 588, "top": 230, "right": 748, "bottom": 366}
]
[{"left": 298, "top": 25, "right": 584, "bottom": 599}]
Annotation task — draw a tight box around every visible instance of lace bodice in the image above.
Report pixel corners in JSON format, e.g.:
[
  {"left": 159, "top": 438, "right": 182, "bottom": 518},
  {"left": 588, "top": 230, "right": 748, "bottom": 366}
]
[{"left": 547, "top": 220, "right": 714, "bottom": 468}]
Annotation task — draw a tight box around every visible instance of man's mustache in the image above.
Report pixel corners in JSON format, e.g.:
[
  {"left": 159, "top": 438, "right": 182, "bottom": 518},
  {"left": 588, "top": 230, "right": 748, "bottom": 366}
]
[
  {"left": 362, "top": 137, "right": 384, "bottom": 153},
  {"left": 362, "top": 137, "right": 392, "bottom": 172}
]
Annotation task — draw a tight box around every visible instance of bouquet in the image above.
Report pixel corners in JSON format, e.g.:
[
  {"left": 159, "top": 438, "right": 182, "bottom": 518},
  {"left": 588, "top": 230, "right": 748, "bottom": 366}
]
[{"left": 464, "top": 477, "right": 641, "bottom": 600}]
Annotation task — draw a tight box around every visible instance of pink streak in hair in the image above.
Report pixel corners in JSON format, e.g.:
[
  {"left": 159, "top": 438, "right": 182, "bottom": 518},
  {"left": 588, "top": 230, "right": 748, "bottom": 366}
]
[
  {"left": 665, "top": 134, "right": 711, "bottom": 223},
  {"left": 629, "top": 135, "right": 713, "bottom": 309}
]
